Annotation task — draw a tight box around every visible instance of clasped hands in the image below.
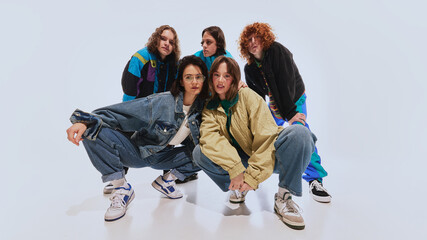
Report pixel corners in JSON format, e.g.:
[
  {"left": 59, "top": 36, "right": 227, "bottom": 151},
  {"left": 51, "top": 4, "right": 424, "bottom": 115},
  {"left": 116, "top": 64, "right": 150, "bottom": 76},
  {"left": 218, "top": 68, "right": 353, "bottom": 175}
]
[{"left": 229, "top": 172, "right": 254, "bottom": 192}]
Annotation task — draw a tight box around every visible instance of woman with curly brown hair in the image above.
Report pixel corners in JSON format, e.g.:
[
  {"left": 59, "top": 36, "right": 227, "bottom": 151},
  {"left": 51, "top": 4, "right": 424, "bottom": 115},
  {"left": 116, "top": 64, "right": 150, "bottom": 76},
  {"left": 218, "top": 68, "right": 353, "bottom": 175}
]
[
  {"left": 238, "top": 22, "right": 331, "bottom": 203},
  {"left": 108, "top": 25, "right": 194, "bottom": 193},
  {"left": 121, "top": 25, "right": 181, "bottom": 102}
]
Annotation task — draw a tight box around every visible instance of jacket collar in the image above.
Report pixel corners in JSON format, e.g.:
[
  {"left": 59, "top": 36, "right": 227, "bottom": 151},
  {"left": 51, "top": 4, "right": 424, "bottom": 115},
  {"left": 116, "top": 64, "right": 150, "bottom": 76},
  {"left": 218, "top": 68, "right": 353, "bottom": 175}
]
[
  {"left": 248, "top": 41, "right": 278, "bottom": 69},
  {"left": 206, "top": 94, "right": 239, "bottom": 111},
  {"left": 174, "top": 92, "right": 184, "bottom": 114},
  {"left": 152, "top": 51, "right": 175, "bottom": 66},
  {"left": 175, "top": 92, "right": 205, "bottom": 115}
]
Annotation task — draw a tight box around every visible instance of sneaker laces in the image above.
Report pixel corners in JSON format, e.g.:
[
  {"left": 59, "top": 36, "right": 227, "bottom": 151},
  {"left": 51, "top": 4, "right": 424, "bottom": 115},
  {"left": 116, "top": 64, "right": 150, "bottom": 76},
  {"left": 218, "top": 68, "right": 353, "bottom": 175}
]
[
  {"left": 311, "top": 180, "right": 330, "bottom": 195},
  {"left": 109, "top": 189, "right": 127, "bottom": 208},
  {"left": 278, "top": 195, "right": 303, "bottom": 214},
  {"left": 162, "top": 175, "right": 176, "bottom": 186},
  {"left": 233, "top": 190, "right": 248, "bottom": 198}
]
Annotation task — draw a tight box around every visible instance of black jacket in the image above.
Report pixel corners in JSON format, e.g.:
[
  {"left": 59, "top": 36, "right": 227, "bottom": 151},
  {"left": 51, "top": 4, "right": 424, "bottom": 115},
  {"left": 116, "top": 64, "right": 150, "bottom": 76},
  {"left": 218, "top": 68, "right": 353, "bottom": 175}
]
[{"left": 244, "top": 42, "right": 305, "bottom": 121}]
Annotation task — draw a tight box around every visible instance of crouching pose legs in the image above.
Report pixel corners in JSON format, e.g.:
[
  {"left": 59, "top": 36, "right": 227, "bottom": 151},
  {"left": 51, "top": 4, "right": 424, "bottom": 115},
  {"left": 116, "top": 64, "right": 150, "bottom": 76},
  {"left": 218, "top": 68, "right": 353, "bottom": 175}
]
[
  {"left": 83, "top": 127, "right": 199, "bottom": 221},
  {"left": 193, "top": 125, "right": 314, "bottom": 229},
  {"left": 193, "top": 56, "right": 315, "bottom": 230},
  {"left": 66, "top": 55, "right": 210, "bottom": 222}
]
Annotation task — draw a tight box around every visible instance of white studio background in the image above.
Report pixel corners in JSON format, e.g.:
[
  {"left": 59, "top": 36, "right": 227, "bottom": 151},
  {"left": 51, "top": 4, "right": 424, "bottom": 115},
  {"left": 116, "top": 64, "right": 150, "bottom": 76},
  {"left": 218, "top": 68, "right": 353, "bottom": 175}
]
[{"left": 1, "top": 0, "right": 426, "bottom": 238}]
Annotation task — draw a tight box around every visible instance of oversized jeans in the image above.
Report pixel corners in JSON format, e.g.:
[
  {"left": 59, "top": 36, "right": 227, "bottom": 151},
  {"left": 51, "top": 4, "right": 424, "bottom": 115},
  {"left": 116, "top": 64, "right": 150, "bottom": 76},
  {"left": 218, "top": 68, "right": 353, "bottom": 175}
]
[
  {"left": 192, "top": 125, "right": 315, "bottom": 197},
  {"left": 270, "top": 93, "right": 328, "bottom": 183},
  {"left": 83, "top": 128, "right": 200, "bottom": 183}
]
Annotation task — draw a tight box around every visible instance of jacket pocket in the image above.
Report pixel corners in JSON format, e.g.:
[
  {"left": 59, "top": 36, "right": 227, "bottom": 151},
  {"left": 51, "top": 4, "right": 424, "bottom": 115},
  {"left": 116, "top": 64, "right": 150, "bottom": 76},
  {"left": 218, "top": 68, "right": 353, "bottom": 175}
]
[
  {"left": 154, "top": 122, "right": 177, "bottom": 145},
  {"left": 155, "top": 121, "right": 176, "bottom": 133}
]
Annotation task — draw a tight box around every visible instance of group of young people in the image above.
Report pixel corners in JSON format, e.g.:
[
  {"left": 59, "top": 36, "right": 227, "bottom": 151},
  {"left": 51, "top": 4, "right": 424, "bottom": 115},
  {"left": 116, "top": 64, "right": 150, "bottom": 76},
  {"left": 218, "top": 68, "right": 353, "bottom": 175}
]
[{"left": 66, "top": 23, "right": 331, "bottom": 230}]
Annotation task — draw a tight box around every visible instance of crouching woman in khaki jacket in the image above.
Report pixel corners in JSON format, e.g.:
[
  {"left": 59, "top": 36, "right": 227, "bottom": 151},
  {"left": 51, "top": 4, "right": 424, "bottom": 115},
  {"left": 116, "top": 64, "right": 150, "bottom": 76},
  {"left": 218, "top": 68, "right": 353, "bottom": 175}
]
[{"left": 192, "top": 56, "right": 316, "bottom": 230}]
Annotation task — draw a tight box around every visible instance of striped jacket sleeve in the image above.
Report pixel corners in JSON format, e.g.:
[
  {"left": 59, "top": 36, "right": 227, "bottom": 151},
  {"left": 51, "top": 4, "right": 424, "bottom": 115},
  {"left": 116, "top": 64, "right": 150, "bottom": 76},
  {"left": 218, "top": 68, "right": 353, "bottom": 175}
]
[{"left": 121, "top": 48, "right": 151, "bottom": 102}]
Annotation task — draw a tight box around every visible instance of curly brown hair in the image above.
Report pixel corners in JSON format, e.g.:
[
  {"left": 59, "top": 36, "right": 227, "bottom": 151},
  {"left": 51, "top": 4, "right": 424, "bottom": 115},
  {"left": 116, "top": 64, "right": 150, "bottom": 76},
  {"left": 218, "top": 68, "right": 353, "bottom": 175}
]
[
  {"left": 238, "top": 22, "right": 276, "bottom": 64},
  {"left": 208, "top": 56, "right": 241, "bottom": 101},
  {"left": 146, "top": 25, "right": 181, "bottom": 63}
]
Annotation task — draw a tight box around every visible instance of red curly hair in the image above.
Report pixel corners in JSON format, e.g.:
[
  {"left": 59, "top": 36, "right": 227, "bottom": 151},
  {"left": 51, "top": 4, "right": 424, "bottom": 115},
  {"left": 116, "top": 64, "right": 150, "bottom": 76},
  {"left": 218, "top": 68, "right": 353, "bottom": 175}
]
[{"left": 238, "top": 22, "right": 276, "bottom": 64}]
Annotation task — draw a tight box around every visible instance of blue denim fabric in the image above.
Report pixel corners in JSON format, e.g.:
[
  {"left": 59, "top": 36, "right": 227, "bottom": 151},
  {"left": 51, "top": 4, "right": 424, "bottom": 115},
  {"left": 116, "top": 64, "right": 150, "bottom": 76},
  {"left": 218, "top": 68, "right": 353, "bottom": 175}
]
[
  {"left": 83, "top": 127, "right": 200, "bottom": 182},
  {"left": 269, "top": 94, "right": 328, "bottom": 182},
  {"left": 193, "top": 125, "right": 315, "bottom": 196},
  {"left": 70, "top": 91, "right": 204, "bottom": 159}
]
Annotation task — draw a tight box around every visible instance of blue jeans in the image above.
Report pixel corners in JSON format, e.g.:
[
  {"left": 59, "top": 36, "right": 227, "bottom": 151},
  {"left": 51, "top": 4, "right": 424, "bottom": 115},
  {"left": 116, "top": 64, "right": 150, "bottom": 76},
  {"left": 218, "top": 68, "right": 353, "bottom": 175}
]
[
  {"left": 270, "top": 94, "right": 328, "bottom": 182},
  {"left": 83, "top": 128, "right": 200, "bottom": 182},
  {"left": 192, "top": 125, "right": 315, "bottom": 196}
]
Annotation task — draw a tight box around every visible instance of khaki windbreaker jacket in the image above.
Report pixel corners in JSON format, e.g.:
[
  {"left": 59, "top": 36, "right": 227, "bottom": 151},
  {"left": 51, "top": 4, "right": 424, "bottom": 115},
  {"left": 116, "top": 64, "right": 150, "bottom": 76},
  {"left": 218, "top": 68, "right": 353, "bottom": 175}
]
[{"left": 199, "top": 88, "right": 283, "bottom": 190}]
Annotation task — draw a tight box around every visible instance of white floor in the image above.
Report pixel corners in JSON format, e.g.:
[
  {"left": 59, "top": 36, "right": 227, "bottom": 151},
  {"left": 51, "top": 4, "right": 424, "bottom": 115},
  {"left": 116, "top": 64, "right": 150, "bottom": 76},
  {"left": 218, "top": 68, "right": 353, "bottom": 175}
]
[
  {"left": 2, "top": 1, "right": 427, "bottom": 239},
  {"left": 4, "top": 152, "right": 426, "bottom": 240}
]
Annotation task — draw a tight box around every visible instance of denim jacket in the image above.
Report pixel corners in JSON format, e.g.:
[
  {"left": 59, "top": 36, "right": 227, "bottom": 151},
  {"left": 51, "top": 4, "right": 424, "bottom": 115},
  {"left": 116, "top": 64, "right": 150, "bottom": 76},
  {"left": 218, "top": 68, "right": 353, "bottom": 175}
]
[{"left": 70, "top": 92, "right": 204, "bottom": 159}]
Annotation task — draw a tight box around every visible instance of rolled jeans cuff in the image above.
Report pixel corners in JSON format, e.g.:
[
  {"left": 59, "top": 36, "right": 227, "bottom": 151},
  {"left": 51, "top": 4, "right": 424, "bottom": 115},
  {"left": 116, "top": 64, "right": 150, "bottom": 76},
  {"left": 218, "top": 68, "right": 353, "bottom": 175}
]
[
  {"left": 170, "top": 169, "right": 186, "bottom": 181},
  {"left": 279, "top": 184, "right": 302, "bottom": 197},
  {"left": 101, "top": 170, "right": 126, "bottom": 183}
]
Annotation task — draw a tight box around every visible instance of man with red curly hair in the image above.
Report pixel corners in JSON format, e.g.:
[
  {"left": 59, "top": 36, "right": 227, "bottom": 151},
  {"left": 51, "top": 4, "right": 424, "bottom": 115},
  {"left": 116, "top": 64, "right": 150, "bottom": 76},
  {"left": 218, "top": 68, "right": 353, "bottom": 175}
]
[{"left": 238, "top": 22, "right": 331, "bottom": 204}]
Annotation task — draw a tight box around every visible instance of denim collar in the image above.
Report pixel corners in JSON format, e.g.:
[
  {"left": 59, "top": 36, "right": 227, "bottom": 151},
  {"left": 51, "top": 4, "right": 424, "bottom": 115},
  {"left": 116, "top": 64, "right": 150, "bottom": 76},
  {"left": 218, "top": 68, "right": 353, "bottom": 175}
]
[{"left": 175, "top": 92, "right": 205, "bottom": 115}]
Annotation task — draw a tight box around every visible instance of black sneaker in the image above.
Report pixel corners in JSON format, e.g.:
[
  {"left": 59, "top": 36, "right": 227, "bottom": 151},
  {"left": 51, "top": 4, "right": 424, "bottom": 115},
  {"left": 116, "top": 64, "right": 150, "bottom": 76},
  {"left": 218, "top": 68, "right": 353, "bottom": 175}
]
[
  {"left": 309, "top": 180, "right": 331, "bottom": 203},
  {"left": 175, "top": 173, "right": 198, "bottom": 184}
]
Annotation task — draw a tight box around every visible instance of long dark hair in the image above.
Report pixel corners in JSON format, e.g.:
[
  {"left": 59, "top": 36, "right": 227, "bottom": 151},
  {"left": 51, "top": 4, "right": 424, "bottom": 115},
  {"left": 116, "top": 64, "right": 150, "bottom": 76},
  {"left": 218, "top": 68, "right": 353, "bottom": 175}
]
[
  {"left": 202, "top": 26, "right": 226, "bottom": 56},
  {"left": 170, "top": 55, "right": 209, "bottom": 100}
]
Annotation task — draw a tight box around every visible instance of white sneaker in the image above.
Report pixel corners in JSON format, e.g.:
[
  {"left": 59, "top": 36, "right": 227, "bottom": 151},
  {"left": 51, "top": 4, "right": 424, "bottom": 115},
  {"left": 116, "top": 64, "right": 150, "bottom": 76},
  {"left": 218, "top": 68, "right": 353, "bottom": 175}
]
[
  {"left": 104, "top": 183, "right": 135, "bottom": 222},
  {"left": 103, "top": 183, "right": 114, "bottom": 194},
  {"left": 152, "top": 174, "right": 183, "bottom": 199},
  {"left": 274, "top": 192, "right": 305, "bottom": 230},
  {"left": 229, "top": 190, "right": 248, "bottom": 203}
]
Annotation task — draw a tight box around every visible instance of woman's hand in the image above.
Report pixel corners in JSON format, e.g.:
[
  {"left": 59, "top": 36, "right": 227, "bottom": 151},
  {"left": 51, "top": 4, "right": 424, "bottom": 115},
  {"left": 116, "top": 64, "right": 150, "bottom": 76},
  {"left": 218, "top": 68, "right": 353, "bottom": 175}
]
[
  {"left": 288, "top": 113, "right": 306, "bottom": 125},
  {"left": 229, "top": 172, "right": 244, "bottom": 190},
  {"left": 229, "top": 172, "right": 255, "bottom": 192},
  {"left": 239, "top": 182, "right": 254, "bottom": 192},
  {"left": 66, "top": 123, "right": 87, "bottom": 146}
]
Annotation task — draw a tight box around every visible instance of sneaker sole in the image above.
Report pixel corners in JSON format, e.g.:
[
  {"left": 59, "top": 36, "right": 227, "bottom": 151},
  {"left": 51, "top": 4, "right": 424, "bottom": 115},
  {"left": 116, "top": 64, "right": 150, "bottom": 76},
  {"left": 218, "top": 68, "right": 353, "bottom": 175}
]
[
  {"left": 175, "top": 174, "right": 198, "bottom": 184},
  {"left": 229, "top": 198, "right": 245, "bottom": 204},
  {"left": 310, "top": 193, "right": 331, "bottom": 203},
  {"left": 274, "top": 206, "right": 305, "bottom": 230},
  {"left": 151, "top": 181, "right": 183, "bottom": 199},
  {"left": 104, "top": 191, "right": 135, "bottom": 222},
  {"left": 103, "top": 185, "right": 115, "bottom": 195}
]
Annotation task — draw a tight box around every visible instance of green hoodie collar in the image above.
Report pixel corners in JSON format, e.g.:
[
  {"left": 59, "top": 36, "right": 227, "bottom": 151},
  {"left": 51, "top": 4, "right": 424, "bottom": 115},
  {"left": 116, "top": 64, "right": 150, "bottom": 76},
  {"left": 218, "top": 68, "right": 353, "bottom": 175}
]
[{"left": 206, "top": 94, "right": 239, "bottom": 110}]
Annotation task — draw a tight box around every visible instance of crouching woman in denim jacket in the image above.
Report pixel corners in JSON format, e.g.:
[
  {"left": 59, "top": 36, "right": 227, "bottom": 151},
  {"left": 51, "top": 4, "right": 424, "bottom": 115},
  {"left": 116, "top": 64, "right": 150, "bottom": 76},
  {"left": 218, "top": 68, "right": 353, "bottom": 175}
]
[{"left": 66, "top": 55, "right": 209, "bottom": 222}]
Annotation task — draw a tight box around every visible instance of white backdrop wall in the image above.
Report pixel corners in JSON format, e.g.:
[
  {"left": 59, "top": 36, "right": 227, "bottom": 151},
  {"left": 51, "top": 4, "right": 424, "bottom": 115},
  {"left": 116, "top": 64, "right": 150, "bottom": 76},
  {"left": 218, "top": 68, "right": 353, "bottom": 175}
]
[{"left": 1, "top": 0, "right": 426, "bottom": 236}]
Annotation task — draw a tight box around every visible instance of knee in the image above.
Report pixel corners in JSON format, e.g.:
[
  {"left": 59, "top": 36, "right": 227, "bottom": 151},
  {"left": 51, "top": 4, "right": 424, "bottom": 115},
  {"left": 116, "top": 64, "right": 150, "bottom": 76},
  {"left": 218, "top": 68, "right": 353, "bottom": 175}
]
[
  {"left": 294, "top": 125, "right": 315, "bottom": 145},
  {"left": 281, "top": 125, "right": 316, "bottom": 146},
  {"left": 192, "top": 145, "right": 202, "bottom": 167},
  {"left": 192, "top": 145, "right": 214, "bottom": 170},
  {"left": 90, "top": 127, "right": 114, "bottom": 143}
]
